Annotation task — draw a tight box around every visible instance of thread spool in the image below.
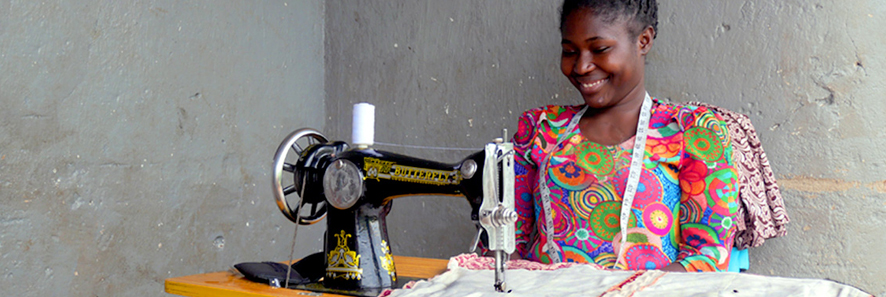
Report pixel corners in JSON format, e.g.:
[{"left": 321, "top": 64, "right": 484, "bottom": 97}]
[{"left": 352, "top": 103, "right": 375, "bottom": 149}]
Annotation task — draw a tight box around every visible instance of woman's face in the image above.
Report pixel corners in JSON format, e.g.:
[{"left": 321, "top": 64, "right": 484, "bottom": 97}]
[{"left": 560, "top": 9, "right": 653, "bottom": 109}]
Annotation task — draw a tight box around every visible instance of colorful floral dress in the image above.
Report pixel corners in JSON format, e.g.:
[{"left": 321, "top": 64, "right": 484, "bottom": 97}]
[{"left": 513, "top": 99, "right": 738, "bottom": 272}]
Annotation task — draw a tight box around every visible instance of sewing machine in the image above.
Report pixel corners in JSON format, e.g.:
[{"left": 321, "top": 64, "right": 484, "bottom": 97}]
[{"left": 269, "top": 104, "right": 516, "bottom": 296}]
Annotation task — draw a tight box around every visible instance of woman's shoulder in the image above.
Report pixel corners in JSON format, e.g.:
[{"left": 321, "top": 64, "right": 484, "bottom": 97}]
[
  {"left": 518, "top": 104, "right": 584, "bottom": 124},
  {"left": 651, "top": 98, "right": 726, "bottom": 132},
  {"left": 514, "top": 104, "right": 583, "bottom": 148}
]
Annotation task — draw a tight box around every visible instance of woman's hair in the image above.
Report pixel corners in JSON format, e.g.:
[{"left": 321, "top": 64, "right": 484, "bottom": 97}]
[{"left": 559, "top": 0, "right": 658, "bottom": 39}]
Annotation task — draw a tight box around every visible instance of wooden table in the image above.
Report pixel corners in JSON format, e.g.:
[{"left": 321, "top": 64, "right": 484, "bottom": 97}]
[{"left": 165, "top": 255, "right": 449, "bottom": 297}]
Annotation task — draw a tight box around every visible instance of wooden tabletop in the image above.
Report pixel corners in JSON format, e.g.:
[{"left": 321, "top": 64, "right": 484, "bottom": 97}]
[{"left": 165, "top": 255, "right": 449, "bottom": 297}]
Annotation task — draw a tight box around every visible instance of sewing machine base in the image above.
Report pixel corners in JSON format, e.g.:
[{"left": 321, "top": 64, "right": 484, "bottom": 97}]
[{"left": 292, "top": 276, "right": 423, "bottom": 297}]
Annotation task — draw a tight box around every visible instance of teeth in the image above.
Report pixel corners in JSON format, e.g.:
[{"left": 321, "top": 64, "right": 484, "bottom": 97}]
[{"left": 581, "top": 79, "right": 606, "bottom": 89}]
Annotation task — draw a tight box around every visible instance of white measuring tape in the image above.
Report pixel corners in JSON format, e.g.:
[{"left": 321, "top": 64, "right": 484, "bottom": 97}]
[{"left": 538, "top": 93, "right": 653, "bottom": 268}]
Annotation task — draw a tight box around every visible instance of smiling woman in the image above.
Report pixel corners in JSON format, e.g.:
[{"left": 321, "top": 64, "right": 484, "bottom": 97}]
[
  {"left": 559, "top": 8, "right": 650, "bottom": 115},
  {"left": 560, "top": 2, "right": 655, "bottom": 146},
  {"left": 511, "top": 0, "right": 740, "bottom": 273}
]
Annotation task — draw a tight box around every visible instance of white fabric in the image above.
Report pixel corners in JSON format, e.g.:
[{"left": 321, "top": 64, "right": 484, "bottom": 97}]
[
  {"left": 387, "top": 265, "right": 632, "bottom": 297},
  {"left": 386, "top": 260, "right": 871, "bottom": 297}
]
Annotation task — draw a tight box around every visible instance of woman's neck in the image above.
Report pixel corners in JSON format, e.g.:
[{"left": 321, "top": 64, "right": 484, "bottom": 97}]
[{"left": 578, "top": 88, "right": 647, "bottom": 146}]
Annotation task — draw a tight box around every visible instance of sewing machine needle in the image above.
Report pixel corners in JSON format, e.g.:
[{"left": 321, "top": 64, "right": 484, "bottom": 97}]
[{"left": 493, "top": 250, "right": 510, "bottom": 293}]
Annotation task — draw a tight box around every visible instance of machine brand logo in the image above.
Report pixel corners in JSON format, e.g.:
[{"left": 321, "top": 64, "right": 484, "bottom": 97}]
[
  {"left": 363, "top": 157, "right": 395, "bottom": 181},
  {"left": 363, "top": 157, "right": 462, "bottom": 186},
  {"left": 326, "top": 230, "right": 362, "bottom": 280}
]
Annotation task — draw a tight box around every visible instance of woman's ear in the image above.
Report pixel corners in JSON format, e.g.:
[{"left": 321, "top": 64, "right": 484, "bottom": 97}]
[{"left": 638, "top": 26, "right": 655, "bottom": 55}]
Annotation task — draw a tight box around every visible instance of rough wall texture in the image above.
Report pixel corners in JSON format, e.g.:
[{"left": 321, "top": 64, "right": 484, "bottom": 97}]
[
  {"left": 0, "top": 1, "right": 325, "bottom": 296},
  {"left": 325, "top": 0, "right": 886, "bottom": 295},
  {"left": 325, "top": 1, "right": 569, "bottom": 260},
  {"left": 648, "top": 1, "right": 886, "bottom": 295}
]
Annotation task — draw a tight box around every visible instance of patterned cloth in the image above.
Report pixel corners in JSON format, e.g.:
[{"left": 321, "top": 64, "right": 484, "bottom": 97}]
[
  {"left": 686, "top": 101, "right": 789, "bottom": 249},
  {"left": 513, "top": 99, "right": 738, "bottom": 272},
  {"left": 380, "top": 254, "right": 872, "bottom": 297},
  {"left": 377, "top": 254, "right": 594, "bottom": 297}
]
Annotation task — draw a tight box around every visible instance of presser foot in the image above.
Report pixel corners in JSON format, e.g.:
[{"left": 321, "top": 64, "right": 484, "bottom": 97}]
[{"left": 494, "top": 281, "right": 511, "bottom": 293}]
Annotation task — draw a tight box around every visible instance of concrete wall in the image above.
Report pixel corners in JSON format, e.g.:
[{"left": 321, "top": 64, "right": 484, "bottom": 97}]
[
  {"left": 325, "top": 0, "right": 886, "bottom": 295},
  {"left": 325, "top": 1, "right": 570, "bottom": 259},
  {"left": 649, "top": 1, "right": 886, "bottom": 295},
  {"left": 0, "top": 1, "right": 325, "bottom": 296}
]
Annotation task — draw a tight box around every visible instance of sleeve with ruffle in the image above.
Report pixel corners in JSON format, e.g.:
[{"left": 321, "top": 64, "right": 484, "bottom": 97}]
[
  {"left": 675, "top": 106, "right": 739, "bottom": 272},
  {"left": 512, "top": 109, "right": 540, "bottom": 258}
]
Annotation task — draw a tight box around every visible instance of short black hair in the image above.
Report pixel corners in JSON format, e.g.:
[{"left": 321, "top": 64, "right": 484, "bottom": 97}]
[{"left": 559, "top": 0, "right": 658, "bottom": 39}]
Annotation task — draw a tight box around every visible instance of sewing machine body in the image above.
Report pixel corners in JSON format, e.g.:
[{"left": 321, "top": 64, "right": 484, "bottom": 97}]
[
  {"left": 311, "top": 147, "right": 485, "bottom": 290},
  {"left": 272, "top": 128, "right": 513, "bottom": 295}
]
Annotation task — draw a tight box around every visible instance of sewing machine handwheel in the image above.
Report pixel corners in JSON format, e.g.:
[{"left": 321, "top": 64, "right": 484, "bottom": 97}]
[{"left": 272, "top": 128, "right": 329, "bottom": 225}]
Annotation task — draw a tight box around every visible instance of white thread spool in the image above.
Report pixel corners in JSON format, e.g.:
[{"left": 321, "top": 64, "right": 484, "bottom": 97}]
[{"left": 352, "top": 102, "right": 375, "bottom": 149}]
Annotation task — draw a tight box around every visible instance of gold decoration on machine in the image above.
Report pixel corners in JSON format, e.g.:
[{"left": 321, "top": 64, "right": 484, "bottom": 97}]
[
  {"left": 378, "top": 240, "right": 396, "bottom": 281},
  {"left": 326, "top": 230, "right": 362, "bottom": 280},
  {"left": 363, "top": 157, "right": 462, "bottom": 186},
  {"left": 364, "top": 157, "right": 395, "bottom": 181}
]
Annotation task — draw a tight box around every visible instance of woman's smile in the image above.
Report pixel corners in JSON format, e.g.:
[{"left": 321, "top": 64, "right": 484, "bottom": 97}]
[{"left": 576, "top": 77, "right": 609, "bottom": 94}]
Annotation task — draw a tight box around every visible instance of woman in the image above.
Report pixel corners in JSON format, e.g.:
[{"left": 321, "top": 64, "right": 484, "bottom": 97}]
[{"left": 512, "top": 0, "right": 738, "bottom": 272}]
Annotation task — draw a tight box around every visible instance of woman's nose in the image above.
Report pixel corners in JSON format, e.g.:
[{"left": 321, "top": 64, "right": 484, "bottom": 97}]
[{"left": 574, "top": 52, "right": 595, "bottom": 74}]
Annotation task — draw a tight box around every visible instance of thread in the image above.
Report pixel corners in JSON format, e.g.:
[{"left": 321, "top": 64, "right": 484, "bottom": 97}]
[{"left": 352, "top": 103, "right": 375, "bottom": 147}]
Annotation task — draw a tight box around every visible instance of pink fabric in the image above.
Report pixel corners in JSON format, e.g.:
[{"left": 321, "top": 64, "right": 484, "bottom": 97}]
[{"left": 448, "top": 253, "right": 601, "bottom": 271}]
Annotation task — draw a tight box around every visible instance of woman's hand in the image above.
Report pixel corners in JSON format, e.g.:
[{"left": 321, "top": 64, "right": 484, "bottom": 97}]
[
  {"left": 659, "top": 262, "right": 686, "bottom": 272},
  {"left": 509, "top": 251, "right": 522, "bottom": 260}
]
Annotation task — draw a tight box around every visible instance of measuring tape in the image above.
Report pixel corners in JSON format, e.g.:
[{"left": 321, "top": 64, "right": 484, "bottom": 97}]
[{"left": 538, "top": 93, "right": 653, "bottom": 268}]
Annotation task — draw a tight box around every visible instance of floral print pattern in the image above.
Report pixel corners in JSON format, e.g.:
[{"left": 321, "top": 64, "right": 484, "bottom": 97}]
[{"left": 513, "top": 99, "right": 738, "bottom": 272}]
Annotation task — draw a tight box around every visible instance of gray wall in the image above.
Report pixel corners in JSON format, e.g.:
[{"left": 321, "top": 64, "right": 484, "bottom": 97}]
[
  {"left": 325, "top": 1, "right": 571, "bottom": 259},
  {"left": 648, "top": 1, "right": 886, "bottom": 295},
  {"left": 325, "top": 0, "right": 886, "bottom": 295},
  {"left": 0, "top": 1, "right": 326, "bottom": 296}
]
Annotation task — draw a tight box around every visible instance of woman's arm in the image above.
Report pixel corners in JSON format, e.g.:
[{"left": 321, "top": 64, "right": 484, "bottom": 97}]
[
  {"left": 512, "top": 111, "right": 540, "bottom": 258},
  {"left": 675, "top": 107, "right": 739, "bottom": 272}
]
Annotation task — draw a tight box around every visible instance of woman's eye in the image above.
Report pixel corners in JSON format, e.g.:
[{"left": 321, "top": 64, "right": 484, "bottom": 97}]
[
  {"left": 562, "top": 50, "right": 577, "bottom": 56},
  {"left": 592, "top": 47, "right": 610, "bottom": 54}
]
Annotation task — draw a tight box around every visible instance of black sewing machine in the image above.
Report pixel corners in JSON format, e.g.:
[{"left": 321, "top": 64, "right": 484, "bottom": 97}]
[{"left": 267, "top": 126, "right": 516, "bottom": 296}]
